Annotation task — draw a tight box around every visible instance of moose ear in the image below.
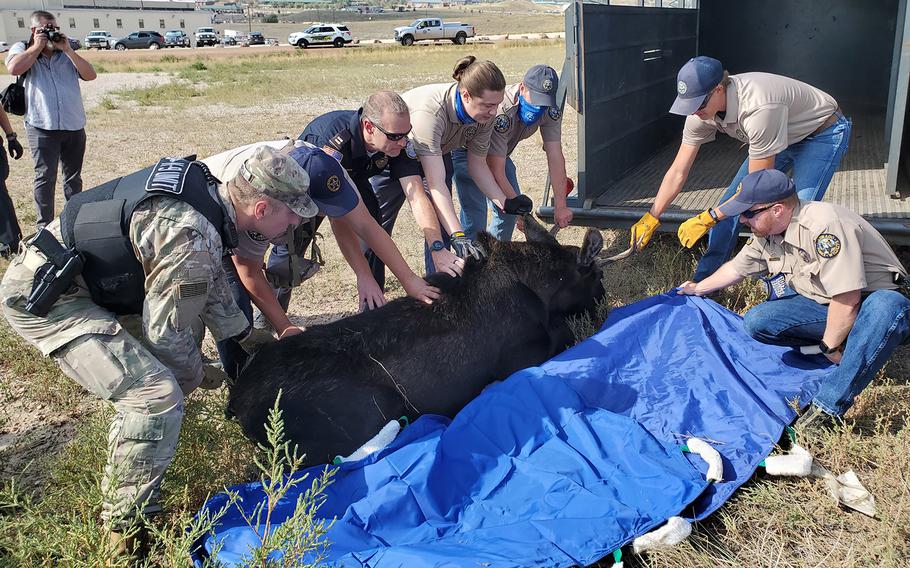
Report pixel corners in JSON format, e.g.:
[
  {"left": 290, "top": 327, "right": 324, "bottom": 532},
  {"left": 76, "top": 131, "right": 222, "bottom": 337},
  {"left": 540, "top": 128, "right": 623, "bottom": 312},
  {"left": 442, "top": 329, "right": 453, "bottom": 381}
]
[
  {"left": 577, "top": 228, "right": 604, "bottom": 266},
  {"left": 522, "top": 214, "right": 558, "bottom": 245}
]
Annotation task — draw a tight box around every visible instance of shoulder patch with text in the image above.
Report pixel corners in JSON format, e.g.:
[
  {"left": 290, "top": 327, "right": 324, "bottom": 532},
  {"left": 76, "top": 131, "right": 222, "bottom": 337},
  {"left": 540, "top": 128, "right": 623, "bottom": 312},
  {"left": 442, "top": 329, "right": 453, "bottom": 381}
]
[{"left": 815, "top": 233, "right": 842, "bottom": 258}]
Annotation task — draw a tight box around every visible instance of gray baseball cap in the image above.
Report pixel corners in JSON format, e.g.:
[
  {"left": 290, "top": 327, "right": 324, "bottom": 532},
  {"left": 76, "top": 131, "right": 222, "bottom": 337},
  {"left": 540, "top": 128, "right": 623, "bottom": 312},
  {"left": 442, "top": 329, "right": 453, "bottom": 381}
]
[
  {"left": 523, "top": 65, "right": 558, "bottom": 107},
  {"left": 239, "top": 145, "right": 318, "bottom": 218}
]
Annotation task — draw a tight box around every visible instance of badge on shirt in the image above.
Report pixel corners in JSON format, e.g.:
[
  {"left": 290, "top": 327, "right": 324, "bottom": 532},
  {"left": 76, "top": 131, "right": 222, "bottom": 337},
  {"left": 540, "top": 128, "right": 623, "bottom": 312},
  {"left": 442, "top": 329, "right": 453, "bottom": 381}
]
[
  {"left": 798, "top": 249, "right": 811, "bottom": 263},
  {"left": 247, "top": 230, "right": 269, "bottom": 242},
  {"left": 494, "top": 114, "right": 511, "bottom": 133},
  {"left": 547, "top": 107, "right": 561, "bottom": 121},
  {"left": 405, "top": 140, "right": 418, "bottom": 160},
  {"left": 815, "top": 233, "right": 841, "bottom": 258},
  {"left": 464, "top": 125, "right": 478, "bottom": 141},
  {"left": 326, "top": 175, "right": 341, "bottom": 192},
  {"left": 373, "top": 154, "right": 389, "bottom": 170}
]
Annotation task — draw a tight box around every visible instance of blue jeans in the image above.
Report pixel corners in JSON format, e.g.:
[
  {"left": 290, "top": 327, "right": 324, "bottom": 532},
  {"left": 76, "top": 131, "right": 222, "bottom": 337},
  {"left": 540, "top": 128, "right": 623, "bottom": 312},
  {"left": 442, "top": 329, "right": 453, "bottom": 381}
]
[
  {"left": 693, "top": 115, "right": 852, "bottom": 281},
  {"left": 452, "top": 148, "right": 521, "bottom": 241},
  {"left": 742, "top": 290, "right": 910, "bottom": 417},
  {"left": 214, "top": 259, "right": 254, "bottom": 381}
]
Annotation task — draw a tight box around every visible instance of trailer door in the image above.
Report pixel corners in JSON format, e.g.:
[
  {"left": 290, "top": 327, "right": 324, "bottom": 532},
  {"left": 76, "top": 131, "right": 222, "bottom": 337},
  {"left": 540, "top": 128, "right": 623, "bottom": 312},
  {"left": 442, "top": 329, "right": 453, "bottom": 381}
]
[{"left": 573, "top": 1, "right": 698, "bottom": 207}]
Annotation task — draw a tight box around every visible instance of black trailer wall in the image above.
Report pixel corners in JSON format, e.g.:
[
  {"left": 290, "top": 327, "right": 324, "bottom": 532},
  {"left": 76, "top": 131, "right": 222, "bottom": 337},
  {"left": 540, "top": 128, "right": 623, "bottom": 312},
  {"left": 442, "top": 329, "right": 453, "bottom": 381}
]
[{"left": 698, "top": 0, "right": 899, "bottom": 113}]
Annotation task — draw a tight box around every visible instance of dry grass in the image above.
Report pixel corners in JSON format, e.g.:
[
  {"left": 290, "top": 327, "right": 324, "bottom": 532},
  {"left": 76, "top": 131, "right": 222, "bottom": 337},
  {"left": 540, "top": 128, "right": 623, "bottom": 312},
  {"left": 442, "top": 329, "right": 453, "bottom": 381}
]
[{"left": 0, "top": 37, "right": 909, "bottom": 567}]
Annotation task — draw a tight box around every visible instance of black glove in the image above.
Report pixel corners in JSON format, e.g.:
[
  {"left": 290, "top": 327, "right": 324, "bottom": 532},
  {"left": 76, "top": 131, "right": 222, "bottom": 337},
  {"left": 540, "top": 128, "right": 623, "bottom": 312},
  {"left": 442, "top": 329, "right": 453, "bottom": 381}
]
[
  {"left": 450, "top": 231, "right": 485, "bottom": 261},
  {"left": 503, "top": 195, "right": 532, "bottom": 215},
  {"left": 6, "top": 133, "right": 22, "bottom": 160}
]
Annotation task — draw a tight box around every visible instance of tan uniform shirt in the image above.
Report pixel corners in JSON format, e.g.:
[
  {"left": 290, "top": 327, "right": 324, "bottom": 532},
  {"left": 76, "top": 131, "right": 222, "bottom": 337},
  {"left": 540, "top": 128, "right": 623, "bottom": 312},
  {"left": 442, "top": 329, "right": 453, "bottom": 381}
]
[
  {"left": 682, "top": 72, "right": 838, "bottom": 159},
  {"left": 731, "top": 201, "right": 907, "bottom": 304},
  {"left": 402, "top": 83, "right": 493, "bottom": 157},
  {"left": 488, "top": 83, "right": 562, "bottom": 157}
]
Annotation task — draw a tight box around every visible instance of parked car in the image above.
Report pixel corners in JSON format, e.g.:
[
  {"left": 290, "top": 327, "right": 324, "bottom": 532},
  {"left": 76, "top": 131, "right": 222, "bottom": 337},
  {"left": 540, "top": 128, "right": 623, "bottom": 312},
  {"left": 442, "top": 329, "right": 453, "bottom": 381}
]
[
  {"left": 113, "top": 31, "right": 165, "bottom": 50},
  {"left": 248, "top": 31, "right": 265, "bottom": 45},
  {"left": 394, "top": 18, "right": 474, "bottom": 46},
  {"left": 288, "top": 23, "right": 353, "bottom": 48},
  {"left": 221, "top": 36, "right": 237, "bottom": 46},
  {"left": 164, "top": 29, "right": 189, "bottom": 48},
  {"left": 84, "top": 30, "right": 112, "bottom": 50},
  {"left": 195, "top": 26, "right": 219, "bottom": 47}
]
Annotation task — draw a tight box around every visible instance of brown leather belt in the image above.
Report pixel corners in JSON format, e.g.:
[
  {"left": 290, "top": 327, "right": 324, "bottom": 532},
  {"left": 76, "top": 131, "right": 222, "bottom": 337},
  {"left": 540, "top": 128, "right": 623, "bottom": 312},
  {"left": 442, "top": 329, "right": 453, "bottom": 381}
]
[{"left": 810, "top": 107, "right": 844, "bottom": 137}]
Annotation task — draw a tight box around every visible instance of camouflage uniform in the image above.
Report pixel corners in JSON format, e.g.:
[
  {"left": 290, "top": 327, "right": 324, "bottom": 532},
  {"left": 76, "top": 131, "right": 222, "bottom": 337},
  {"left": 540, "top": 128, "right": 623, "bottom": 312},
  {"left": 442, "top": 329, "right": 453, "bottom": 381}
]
[{"left": 0, "top": 146, "right": 314, "bottom": 528}]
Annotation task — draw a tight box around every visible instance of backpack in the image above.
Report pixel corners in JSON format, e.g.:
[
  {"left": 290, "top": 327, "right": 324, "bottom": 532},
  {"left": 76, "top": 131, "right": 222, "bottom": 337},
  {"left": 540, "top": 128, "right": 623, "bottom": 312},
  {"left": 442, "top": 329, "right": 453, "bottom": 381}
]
[{"left": 1, "top": 41, "right": 30, "bottom": 116}]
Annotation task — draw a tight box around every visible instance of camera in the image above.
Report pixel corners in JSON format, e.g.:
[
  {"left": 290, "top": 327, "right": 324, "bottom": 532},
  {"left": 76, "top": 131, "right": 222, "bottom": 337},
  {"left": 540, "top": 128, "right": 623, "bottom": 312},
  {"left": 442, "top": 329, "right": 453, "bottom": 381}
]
[{"left": 40, "top": 25, "right": 62, "bottom": 43}]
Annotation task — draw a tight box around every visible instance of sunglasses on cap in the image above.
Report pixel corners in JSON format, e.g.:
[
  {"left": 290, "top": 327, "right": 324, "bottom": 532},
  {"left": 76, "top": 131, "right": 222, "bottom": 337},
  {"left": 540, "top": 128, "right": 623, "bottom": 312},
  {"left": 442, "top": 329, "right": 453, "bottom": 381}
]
[
  {"left": 370, "top": 121, "right": 411, "bottom": 142},
  {"left": 740, "top": 203, "right": 776, "bottom": 219}
]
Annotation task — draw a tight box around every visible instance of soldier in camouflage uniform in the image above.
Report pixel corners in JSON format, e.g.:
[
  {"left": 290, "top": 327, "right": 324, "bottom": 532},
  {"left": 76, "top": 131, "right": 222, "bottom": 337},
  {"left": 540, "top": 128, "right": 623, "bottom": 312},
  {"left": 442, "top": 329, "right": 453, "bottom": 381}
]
[{"left": 0, "top": 145, "right": 315, "bottom": 550}]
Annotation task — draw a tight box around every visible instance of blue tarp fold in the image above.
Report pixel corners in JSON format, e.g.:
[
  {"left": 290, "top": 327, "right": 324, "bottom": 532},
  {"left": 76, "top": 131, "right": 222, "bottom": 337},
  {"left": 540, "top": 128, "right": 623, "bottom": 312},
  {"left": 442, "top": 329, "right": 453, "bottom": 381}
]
[{"left": 193, "top": 293, "right": 832, "bottom": 567}]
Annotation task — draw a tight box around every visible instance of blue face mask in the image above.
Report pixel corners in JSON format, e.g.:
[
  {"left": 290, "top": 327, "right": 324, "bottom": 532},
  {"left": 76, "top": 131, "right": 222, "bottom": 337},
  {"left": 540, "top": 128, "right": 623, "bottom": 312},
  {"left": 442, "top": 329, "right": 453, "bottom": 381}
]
[
  {"left": 454, "top": 89, "right": 476, "bottom": 125},
  {"left": 518, "top": 94, "right": 546, "bottom": 126}
]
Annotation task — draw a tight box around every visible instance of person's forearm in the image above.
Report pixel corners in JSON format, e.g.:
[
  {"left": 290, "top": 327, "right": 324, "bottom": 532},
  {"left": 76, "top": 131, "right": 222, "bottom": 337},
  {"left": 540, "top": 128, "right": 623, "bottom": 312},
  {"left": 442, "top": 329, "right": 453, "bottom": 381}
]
[
  {"left": 329, "top": 216, "right": 375, "bottom": 282},
  {"left": 351, "top": 214, "right": 418, "bottom": 283},
  {"left": 65, "top": 49, "right": 96, "bottom": 81},
  {"left": 421, "top": 155, "right": 462, "bottom": 234},
  {"left": 467, "top": 152, "right": 508, "bottom": 209},
  {"left": 400, "top": 175, "right": 445, "bottom": 245},
  {"left": 688, "top": 262, "right": 744, "bottom": 295},
  {"left": 0, "top": 111, "right": 14, "bottom": 135},
  {"left": 6, "top": 47, "right": 40, "bottom": 76},
  {"left": 822, "top": 291, "right": 861, "bottom": 350},
  {"left": 487, "top": 155, "right": 517, "bottom": 199},
  {"left": 544, "top": 145, "right": 568, "bottom": 210},
  {"left": 650, "top": 169, "right": 687, "bottom": 218},
  {"left": 234, "top": 259, "right": 293, "bottom": 334}
]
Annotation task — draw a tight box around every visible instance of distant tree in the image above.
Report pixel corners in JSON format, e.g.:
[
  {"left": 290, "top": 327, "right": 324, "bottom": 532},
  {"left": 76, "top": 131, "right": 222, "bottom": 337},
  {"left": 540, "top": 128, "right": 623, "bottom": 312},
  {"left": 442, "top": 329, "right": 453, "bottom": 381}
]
[{"left": 262, "top": 13, "right": 279, "bottom": 23}]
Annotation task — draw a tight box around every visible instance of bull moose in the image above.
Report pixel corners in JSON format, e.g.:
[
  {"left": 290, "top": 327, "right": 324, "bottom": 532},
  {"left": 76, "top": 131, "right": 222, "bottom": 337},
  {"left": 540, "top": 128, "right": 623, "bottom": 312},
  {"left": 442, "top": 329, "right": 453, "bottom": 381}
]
[{"left": 228, "top": 216, "right": 606, "bottom": 464}]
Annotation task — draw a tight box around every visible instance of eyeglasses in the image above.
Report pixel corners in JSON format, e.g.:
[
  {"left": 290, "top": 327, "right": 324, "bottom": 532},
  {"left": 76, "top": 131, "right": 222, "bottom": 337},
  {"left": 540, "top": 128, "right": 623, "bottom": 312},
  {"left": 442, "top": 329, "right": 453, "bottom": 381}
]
[
  {"left": 740, "top": 203, "right": 775, "bottom": 219},
  {"left": 370, "top": 121, "right": 411, "bottom": 141},
  {"left": 696, "top": 91, "right": 713, "bottom": 112}
]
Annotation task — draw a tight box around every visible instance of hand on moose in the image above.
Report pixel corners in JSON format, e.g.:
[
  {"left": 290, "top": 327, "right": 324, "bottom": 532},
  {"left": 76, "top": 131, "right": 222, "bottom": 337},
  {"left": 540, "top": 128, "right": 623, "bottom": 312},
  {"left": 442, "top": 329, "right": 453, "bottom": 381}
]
[
  {"left": 403, "top": 276, "right": 440, "bottom": 305},
  {"left": 278, "top": 325, "right": 303, "bottom": 340},
  {"left": 450, "top": 231, "right": 485, "bottom": 261},
  {"left": 431, "top": 248, "right": 464, "bottom": 277},
  {"left": 630, "top": 212, "right": 660, "bottom": 252},
  {"left": 357, "top": 275, "right": 387, "bottom": 312},
  {"left": 503, "top": 194, "right": 533, "bottom": 215},
  {"left": 554, "top": 206, "right": 573, "bottom": 228},
  {"left": 237, "top": 326, "right": 276, "bottom": 355}
]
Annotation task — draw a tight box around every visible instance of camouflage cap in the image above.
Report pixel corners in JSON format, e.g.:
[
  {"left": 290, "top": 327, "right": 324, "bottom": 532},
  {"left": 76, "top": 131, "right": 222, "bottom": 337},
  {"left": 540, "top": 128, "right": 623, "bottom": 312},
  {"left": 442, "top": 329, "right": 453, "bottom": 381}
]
[{"left": 238, "top": 145, "right": 318, "bottom": 218}]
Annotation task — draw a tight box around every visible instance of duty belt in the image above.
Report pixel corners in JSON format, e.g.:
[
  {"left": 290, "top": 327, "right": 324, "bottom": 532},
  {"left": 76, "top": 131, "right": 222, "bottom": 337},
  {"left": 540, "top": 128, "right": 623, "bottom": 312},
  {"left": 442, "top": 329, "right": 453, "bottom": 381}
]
[{"left": 810, "top": 107, "right": 845, "bottom": 137}]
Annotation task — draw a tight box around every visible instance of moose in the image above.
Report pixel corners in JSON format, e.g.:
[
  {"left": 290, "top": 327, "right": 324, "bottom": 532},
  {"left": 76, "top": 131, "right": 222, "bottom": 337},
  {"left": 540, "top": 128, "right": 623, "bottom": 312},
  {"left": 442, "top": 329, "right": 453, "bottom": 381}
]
[{"left": 228, "top": 216, "right": 606, "bottom": 464}]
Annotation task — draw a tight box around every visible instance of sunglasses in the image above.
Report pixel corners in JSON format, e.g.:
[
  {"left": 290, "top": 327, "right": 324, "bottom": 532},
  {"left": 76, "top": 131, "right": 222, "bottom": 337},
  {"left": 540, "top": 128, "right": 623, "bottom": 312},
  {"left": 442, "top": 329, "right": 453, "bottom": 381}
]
[
  {"left": 370, "top": 121, "right": 411, "bottom": 141},
  {"left": 740, "top": 203, "right": 775, "bottom": 219}
]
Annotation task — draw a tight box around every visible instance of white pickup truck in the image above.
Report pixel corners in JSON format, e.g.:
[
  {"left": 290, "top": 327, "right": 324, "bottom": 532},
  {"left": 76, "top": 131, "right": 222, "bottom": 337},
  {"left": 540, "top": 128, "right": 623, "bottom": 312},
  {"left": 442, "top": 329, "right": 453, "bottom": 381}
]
[{"left": 394, "top": 18, "right": 475, "bottom": 46}]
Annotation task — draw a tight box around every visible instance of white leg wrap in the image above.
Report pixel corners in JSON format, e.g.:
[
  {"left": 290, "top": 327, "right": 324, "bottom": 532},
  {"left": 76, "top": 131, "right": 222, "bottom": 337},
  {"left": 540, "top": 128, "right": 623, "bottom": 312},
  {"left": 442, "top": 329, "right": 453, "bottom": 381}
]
[
  {"left": 687, "top": 437, "right": 724, "bottom": 482},
  {"left": 763, "top": 443, "right": 813, "bottom": 477},
  {"left": 336, "top": 420, "right": 402, "bottom": 463},
  {"left": 632, "top": 516, "right": 692, "bottom": 554}
]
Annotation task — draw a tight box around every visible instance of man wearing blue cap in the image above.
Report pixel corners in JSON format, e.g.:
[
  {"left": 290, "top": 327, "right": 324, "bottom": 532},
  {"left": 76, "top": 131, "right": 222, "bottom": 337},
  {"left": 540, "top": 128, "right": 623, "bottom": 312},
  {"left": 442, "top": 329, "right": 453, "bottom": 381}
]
[
  {"left": 203, "top": 139, "right": 440, "bottom": 379},
  {"left": 630, "top": 56, "right": 851, "bottom": 281},
  {"left": 453, "top": 64, "right": 573, "bottom": 241},
  {"left": 678, "top": 169, "right": 910, "bottom": 430}
]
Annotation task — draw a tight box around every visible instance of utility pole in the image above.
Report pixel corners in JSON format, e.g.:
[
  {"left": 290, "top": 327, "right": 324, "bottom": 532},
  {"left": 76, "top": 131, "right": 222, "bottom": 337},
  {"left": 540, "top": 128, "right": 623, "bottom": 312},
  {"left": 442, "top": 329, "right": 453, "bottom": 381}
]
[{"left": 247, "top": 3, "right": 252, "bottom": 34}]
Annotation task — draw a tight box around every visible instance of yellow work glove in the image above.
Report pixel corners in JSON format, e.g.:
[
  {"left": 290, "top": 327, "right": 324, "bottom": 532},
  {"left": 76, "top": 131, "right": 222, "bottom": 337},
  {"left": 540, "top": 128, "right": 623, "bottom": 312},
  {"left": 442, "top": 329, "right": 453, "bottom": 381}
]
[
  {"left": 677, "top": 209, "right": 718, "bottom": 248},
  {"left": 630, "top": 212, "right": 660, "bottom": 251}
]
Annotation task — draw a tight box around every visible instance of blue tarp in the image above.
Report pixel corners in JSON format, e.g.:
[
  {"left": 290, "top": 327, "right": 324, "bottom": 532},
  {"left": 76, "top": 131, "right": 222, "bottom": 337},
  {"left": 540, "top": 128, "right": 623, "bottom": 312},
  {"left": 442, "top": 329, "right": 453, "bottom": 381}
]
[{"left": 193, "top": 293, "right": 833, "bottom": 567}]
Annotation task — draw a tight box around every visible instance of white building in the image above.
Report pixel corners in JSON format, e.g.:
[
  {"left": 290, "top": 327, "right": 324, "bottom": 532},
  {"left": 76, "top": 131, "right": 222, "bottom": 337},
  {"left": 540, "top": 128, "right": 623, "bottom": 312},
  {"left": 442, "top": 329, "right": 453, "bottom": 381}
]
[{"left": 0, "top": 0, "right": 212, "bottom": 44}]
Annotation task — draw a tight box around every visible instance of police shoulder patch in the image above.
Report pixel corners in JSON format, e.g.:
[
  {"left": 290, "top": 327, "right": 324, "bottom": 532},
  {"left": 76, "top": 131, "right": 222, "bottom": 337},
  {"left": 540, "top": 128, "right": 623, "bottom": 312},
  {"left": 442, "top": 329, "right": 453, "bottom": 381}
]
[
  {"left": 547, "top": 106, "right": 561, "bottom": 121},
  {"left": 815, "top": 233, "right": 842, "bottom": 258},
  {"left": 494, "top": 113, "right": 511, "bottom": 133},
  {"left": 405, "top": 140, "right": 418, "bottom": 160},
  {"left": 326, "top": 175, "right": 341, "bottom": 193},
  {"left": 247, "top": 230, "right": 269, "bottom": 242}
]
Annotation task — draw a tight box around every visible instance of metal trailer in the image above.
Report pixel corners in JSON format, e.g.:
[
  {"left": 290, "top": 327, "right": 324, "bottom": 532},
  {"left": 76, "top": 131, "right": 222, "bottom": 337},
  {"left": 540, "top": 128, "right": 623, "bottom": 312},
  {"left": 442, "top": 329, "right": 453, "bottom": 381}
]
[{"left": 538, "top": 0, "right": 910, "bottom": 244}]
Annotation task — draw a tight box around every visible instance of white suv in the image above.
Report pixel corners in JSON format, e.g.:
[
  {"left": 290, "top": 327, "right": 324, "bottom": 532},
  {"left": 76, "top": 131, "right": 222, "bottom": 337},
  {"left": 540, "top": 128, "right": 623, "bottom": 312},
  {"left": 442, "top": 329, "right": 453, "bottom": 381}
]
[{"left": 288, "top": 23, "right": 353, "bottom": 48}]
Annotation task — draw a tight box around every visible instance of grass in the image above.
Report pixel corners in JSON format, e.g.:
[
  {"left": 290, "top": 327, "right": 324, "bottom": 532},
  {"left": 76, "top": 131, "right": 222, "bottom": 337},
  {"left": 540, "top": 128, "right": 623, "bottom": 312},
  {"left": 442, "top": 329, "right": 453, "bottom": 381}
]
[{"left": 1, "top": 35, "right": 909, "bottom": 567}]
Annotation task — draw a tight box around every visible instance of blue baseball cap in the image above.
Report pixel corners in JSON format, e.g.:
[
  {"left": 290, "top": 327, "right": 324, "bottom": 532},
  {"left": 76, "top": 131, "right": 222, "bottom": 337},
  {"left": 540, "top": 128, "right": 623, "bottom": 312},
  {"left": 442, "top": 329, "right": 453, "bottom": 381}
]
[
  {"left": 283, "top": 141, "right": 358, "bottom": 218},
  {"left": 670, "top": 56, "right": 724, "bottom": 116},
  {"left": 523, "top": 65, "right": 558, "bottom": 107},
  {"left": 716, "top": 169, "right": 796, "bottom": 218}
]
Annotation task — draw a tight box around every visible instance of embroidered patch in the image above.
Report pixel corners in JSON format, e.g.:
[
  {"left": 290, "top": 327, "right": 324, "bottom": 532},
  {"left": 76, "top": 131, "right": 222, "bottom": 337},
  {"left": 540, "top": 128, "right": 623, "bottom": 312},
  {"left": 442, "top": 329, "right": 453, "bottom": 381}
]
[
  {"left": 373, "top": 154, "right": 389, "bottom": 170},
  {"left": 815, "top": 233, "right": 841, "bottom": 258},
  {"left": 405, "top": 140, "right": 418, "bottom": 160},
  {"left": 322, "top": 145, "right": 343, "bottom": 163},
  {"left": 494, "top": 113, "right": 511, "bottom": 133},
  {"left": 677, "top": 80, "right": 688, "bottom": 95},
  {"left": 248, "top": 230, "right": 269, "bottom": 242},
  {"left": 542, "top": 78, "right": 553, "bottom": 92},
  {"left": 465, "top": 124, "right": 478, "bottom": 140},
  {"left": 547, "top": 106, "right": 561, "bottom": 121},
  {"left": 326, "top": 175, "right": 341, "bottom": 193}
]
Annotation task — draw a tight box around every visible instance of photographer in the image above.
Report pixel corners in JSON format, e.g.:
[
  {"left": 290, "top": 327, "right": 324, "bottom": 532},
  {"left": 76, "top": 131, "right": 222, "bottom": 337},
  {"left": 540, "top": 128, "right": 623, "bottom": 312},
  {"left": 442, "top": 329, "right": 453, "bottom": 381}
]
[{"left": 5, "top": 10, "right": 96, "bottom": 228}]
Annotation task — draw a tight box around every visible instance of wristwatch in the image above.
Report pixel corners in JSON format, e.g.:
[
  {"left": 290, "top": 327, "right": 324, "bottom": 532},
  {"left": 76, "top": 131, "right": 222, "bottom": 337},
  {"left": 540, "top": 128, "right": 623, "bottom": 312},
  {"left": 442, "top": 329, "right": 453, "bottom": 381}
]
[
  {"left": 430, "top": 240, "right": 444, "bottom": 252},
  {"left": 819, "top": 340, "right": 843, "bottom": 355}
]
